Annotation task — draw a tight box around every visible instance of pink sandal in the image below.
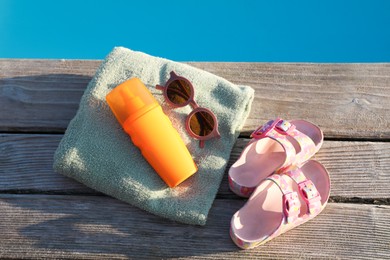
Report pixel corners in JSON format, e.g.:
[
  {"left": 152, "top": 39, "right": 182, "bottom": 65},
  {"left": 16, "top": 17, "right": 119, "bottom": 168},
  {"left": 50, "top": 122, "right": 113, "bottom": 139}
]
[
  {"left": 228, "top": 118, "right": 323, "bottom": 197},
  {"left": 230, "top": 160, "right": 330, "bottom": 249}
]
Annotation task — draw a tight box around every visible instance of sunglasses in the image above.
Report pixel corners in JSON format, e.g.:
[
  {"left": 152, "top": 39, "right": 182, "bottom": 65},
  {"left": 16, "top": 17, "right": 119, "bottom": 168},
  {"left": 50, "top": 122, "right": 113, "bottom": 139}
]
[{"left": 156, "top": 71, "right": 220, "bottom": 148}]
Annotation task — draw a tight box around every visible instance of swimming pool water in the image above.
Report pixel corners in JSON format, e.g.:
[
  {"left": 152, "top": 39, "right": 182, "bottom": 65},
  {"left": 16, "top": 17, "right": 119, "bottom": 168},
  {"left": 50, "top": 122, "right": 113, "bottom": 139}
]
[{"left": 1, "top": 0, "right": 389, "bottom": 61}]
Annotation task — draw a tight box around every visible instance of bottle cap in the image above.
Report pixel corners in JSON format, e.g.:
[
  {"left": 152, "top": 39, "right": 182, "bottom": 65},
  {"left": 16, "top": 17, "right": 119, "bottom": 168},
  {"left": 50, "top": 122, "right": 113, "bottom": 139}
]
[{"left": 106, "top": 78, "right": 158, "bottom": 126}]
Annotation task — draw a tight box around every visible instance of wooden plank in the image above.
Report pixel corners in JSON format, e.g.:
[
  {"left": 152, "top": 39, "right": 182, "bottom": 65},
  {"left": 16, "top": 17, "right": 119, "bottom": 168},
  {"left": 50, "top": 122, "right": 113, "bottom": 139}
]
[
  {"left": 0, "top": 134, "right": 93, "bottom": 193},
  {"left": 189, "top": 62, "right": 390, "bottom": 139},
  {"left": 220, "top": 138, "right": 390, "bottom": 201},
  {"left": 0, "top": 194, "right": 389, "bottom": 259},
  {"left": 0, "top": 59, "right": 98, "bottom": 133},
  {"left": 1, "top": 60, "right": 390, "bottom": 139},
  {"left": 1, "top": 134, "right": 389, "bottom": 200}
]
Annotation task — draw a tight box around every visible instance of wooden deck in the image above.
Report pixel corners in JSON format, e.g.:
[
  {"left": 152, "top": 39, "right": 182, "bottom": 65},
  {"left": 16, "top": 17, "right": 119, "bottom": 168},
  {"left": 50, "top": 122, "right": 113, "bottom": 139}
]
[{"left": 1, "top": 60, "right": 389, "bottom": 259}]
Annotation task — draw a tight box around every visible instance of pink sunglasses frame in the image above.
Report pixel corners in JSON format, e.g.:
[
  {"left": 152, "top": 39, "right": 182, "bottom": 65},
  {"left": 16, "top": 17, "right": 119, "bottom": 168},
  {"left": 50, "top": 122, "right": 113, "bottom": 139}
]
[{"left": 156, "top": 71, "right": 220, "bottom": 148}]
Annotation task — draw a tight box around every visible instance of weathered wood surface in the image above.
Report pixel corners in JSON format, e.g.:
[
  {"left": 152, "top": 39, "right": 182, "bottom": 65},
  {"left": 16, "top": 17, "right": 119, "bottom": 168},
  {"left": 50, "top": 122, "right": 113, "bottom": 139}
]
[
  {"left": 1, "top": 60, "right": 390, "bottom": 138},
  {"left": 1, "top": 59, "right": 390, "bottom": 259},
  {"left": 1, "top": 134, "right": 390, "bottom": 201},
  {"left": 0, "top": 195, "right": 389, "bottom": 260}
]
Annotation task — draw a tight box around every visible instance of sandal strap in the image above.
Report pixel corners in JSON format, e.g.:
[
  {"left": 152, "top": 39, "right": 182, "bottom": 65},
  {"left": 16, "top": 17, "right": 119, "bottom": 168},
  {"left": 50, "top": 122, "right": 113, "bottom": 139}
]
[
  {"left": 262, "top": 169, "right": 323, "bottom": 245},
  {"left": 289, "top": 127, "right": 317, "bottom": 163},
  {"left": 283, "top": 167, "right": 322, "bottom": 215},
  {"left": 251, "top": 118, "right": 317, "bottom": 166},
  {"left": 251, "top": 119, "right": 296, "bottom": 169},
  {"left": 267, "top": 175, "right": 301, "bottom": 223},
  {"left": 264, "top": 172, "right": 315, "bottom": 243}
]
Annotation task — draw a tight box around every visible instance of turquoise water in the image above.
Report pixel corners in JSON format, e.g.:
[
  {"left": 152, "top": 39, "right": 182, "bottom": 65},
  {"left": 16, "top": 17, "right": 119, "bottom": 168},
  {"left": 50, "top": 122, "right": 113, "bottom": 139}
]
[{"left": 1, "top": 0, "right": 389, "bottom": 61}]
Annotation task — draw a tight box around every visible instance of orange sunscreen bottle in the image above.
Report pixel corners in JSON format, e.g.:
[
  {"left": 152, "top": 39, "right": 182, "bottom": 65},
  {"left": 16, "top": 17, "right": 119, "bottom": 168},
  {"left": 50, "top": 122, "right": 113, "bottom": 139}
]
[{"left": 106, "top": 78, "right": 197, "bottom": 187}]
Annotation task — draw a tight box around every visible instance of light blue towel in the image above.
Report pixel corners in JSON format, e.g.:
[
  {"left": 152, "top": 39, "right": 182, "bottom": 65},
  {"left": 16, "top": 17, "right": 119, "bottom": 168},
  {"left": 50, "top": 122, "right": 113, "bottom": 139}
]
[{"left": 53, "top": 47, "right": 254, "bottom": 225}]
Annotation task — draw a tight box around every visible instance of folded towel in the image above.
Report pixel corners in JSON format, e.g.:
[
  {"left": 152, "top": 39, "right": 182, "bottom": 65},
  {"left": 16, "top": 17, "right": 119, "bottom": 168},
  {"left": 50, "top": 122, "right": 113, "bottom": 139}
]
[{"left": 53, "top": 47, "right": 254, "bottom": 225}]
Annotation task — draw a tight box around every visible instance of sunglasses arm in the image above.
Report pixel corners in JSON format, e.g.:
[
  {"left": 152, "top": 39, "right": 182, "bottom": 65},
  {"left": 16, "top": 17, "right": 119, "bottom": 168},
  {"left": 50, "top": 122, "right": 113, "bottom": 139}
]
[
  {"left": 170, "top": 71, "right": 178, "bottom": 77},
  {"left": 156, "top": 84, "right": 165, "bottom": 90}
]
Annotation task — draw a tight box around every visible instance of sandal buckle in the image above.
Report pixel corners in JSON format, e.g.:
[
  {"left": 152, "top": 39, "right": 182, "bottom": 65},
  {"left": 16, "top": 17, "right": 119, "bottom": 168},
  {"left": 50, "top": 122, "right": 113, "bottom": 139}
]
[
  {"left": 251, "top": 119, "right": 281, "bottom": 138},
  {"left": 282, "top": 191, "right": 301, "bottom": 223},
  {"left": 298, "top": 180, "right": 321, "bottom": 213},
  {"left": 275, "top": 120, "right": 295, "bottom": 133},
  {"left": 251, "top": 119, "right": 296, "bottom": 139}
]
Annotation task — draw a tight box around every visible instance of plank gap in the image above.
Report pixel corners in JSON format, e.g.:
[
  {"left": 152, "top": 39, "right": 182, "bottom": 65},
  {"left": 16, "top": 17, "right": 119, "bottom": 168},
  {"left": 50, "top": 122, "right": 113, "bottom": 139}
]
[
  {"left": 328, "top": 196, "right": 390, "bottom": 205},
  {"left": 0, "top": 190, "right": 389, "bottom": 206},
  {"left": 2, "top": 131, "right": 390, "bottom": 144},
  {"left": 238, "top": 132, "right": 390, "bottom": 142}
]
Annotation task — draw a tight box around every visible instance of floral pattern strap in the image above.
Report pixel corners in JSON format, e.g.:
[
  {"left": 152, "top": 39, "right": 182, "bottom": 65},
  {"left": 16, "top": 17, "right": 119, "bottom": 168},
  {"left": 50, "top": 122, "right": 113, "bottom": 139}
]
[
  {"left": 283, "top": 167, "right": 322, "bottom": 215},
  {"left": 251, "top": 119, "right": 296, "bottom": 169},
  {"left": 266, "top": 175, "right": 301, "bottom": 223},
  {"left": 288, "top": 128, "right": 317, "bottom": 163},
  {"left": 252, "top": 118, "right": 319, "bottom": 166}
]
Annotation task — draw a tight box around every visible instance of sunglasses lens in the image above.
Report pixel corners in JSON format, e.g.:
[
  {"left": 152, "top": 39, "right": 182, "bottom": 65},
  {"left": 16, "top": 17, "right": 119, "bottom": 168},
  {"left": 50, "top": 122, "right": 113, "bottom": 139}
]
[
  {"left": 189, "top": 111, "right": 215, "bottom": 137},
  {"left": 167, "top": 79, "right": 192, "bottom": 106}
]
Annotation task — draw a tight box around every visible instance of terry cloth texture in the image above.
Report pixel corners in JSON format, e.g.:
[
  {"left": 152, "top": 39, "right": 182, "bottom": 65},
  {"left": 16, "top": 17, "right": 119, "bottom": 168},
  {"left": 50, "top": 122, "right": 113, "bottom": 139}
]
[{"left": 53, "top": 47, "right": 254, "bottom": 225}]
